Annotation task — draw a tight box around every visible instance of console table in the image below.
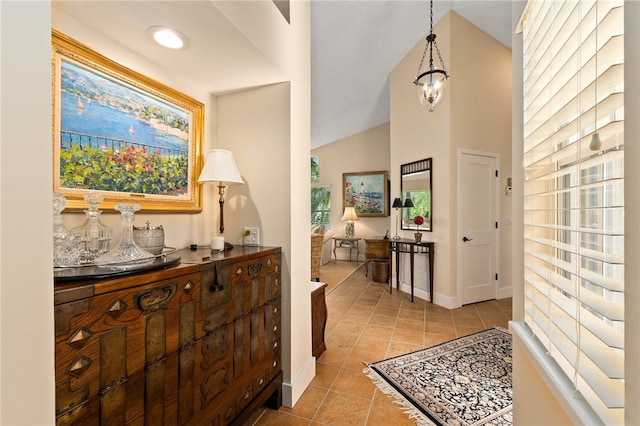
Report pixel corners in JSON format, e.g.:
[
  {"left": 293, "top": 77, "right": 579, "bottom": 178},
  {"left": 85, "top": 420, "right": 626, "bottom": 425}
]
[
  {"left": 389, "top": 239, "right": 434, "bottom": 303},
  {"left": 332, "top": 236, "right": 361, "bottom": 262}
]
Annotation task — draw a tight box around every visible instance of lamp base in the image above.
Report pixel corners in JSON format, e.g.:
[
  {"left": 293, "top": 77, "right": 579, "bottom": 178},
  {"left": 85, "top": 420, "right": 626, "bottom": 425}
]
[{"left": 345, "top": 222, "right": 355, "bottom": 238}]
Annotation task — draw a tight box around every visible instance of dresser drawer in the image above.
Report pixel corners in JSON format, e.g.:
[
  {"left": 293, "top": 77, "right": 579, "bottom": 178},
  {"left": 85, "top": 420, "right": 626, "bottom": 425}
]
[{"left": 55, "top": 272, "right": 199, "bottom": 407}]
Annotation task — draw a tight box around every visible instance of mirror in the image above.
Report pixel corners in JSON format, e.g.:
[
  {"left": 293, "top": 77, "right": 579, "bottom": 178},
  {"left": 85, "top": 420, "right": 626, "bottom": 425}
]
[{"left": 400, "top": 158, "right": 432, "bottom": 231}]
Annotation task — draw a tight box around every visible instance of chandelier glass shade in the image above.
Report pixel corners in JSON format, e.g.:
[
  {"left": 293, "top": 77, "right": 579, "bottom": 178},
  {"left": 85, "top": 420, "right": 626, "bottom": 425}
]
[{"left": 414, "top": 1, "right": 449, "bottom": 111}]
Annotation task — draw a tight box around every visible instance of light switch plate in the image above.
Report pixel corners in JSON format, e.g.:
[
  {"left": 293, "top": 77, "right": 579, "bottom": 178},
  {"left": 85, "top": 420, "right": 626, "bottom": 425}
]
[{"left": 243, "top": 227, "right": 260, "bottom": 246}]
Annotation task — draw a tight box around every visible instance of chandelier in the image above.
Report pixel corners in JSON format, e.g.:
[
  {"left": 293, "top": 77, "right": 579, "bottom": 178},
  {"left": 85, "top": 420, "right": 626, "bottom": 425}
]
[{"left": 413, "top": 0, "right": 449, "bottom": 111}]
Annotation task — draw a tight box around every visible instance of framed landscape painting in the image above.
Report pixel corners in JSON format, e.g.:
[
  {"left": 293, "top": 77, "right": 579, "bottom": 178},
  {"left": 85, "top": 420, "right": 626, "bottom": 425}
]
[
  {"left": 343, "top": 170, "right": 389, "bottom": 217},
  {"left": 52, "top": 30, "right": 204, "bottom": 212}
]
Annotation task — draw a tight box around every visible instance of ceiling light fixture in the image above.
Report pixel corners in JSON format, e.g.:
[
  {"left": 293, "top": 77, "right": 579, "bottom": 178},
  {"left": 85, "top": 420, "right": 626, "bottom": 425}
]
[
  {"left": 413, "top": 0, "right": 449, "bottom": 111},
  {"left": 147, "top": 26, "right": 189, "bottom": 50}
]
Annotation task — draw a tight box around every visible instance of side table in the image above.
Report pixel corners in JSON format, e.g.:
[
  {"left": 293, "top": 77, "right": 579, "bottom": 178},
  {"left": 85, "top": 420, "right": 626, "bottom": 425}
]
[
  {"left": 364, "top": 238, "right": 390, "bottom": 277},
  {"left": 332, "top": 236, "right": 361, "bottom": 262}
]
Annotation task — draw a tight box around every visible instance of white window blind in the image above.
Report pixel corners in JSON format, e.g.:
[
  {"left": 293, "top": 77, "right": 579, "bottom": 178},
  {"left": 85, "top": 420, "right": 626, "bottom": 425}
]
[{"left": 521, "top": 1, "right": 624, "bottom": 424}]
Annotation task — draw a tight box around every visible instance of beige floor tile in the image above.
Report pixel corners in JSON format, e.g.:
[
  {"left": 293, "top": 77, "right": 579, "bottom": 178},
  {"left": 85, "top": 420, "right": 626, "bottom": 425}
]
[
  {"left": 330, "top": 367, "right": 377, "bottom": 399},
  {"left": 360, "top": 324, "right": 394, "bottom": 340},
  {"left": 280, "top": 385, "right": 328, "bottom": 419},
  {"left": 371, "top": 307, "right": 399, "bottom": 318},
  {"left": 367, "top": 399, "right": 417, "bottom": 425},
  {"left": 325, "top": 330, "right": 359, "bottom": 350},
  {"left": 313, "top": 390, "right": 372, "bottom": 426},
  {"left": 316, "top": 346, "right": 350, "bottom": 367},
  {"left": 367, "top": 314, "right": 397, "bottom": 328},
  {"left": 311, "top": 362, "right": 340, "bottom": 388},
  {"left": 394, "top": 317, "right": 424, "bottom": 331},
  {"left": 343, "top": 350, "right": 382, "bottom": 371},
  {"left": 424, "top": 331, "right": 458, "bottom": 347},
  {"left": 397, "top": 309, "right": 425, "bottom": 321},
  {"left": 385, "top": 341, "right": 422, "bottom": 358},
  {"left": 330, "top": 321, "right": 365, "bottom": 335},
  {"left": 250, "top": 409, "right": 311, "bottom": 425},
  {"left": 353, "top": 335, "right": 390, "bottom": 355},
  {"left": 391, "top": 327, "right": 425, "bottom": 346}
]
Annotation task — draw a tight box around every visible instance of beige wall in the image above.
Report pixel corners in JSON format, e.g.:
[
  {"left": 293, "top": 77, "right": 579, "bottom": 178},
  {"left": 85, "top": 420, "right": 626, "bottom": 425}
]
[
  {"left": 390, "top": 11, "right": 512, "bottom": 307},
  {"left": 216, "top": 82, "right": 316, "bottom": 404},
  {"left": 311, "top": 123, "right": 391, "bottom": 259}
]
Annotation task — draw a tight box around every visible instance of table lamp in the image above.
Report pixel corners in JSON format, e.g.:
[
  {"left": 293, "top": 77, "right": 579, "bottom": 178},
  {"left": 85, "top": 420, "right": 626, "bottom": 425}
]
[
  {"left": 341, "top": 206, "right": 359, "bottom": 238},
  {"left": 198, "top": 149, "right": 244, "bottom": 244},
  {"left": 392, "top": 197, "right": 403, "bottom": 240}
]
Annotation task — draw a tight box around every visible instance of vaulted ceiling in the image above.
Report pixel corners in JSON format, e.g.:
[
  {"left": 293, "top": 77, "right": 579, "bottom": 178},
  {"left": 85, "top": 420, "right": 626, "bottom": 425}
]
[{"left": 52, "top": 1, "right": 518, "bottom": 150}]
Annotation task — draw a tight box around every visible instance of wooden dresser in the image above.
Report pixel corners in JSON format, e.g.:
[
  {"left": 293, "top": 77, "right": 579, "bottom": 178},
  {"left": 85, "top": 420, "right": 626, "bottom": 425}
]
[{"left": 54, "top": 246, "right": 282, "bottom": 425}]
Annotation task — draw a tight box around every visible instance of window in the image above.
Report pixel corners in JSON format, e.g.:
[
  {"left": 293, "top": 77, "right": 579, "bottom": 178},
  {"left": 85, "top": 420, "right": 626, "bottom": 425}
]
[
  {"left": 521, "top": 1, "right": 624, "bottom": 424},
  {"left": 311, "top": 156, "right": 331, "bottom": 227}
]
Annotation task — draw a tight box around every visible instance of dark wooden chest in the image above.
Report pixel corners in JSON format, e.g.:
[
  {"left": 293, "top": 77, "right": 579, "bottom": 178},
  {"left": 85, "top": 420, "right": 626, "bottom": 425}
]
[{"left": 54, "top": 246, "right": 282, "bottom": 425}]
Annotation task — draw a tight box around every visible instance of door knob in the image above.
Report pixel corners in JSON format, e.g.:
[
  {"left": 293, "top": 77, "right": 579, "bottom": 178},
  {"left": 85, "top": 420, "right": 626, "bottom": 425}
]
[{"left": 463, "top": 236, "right": 473, "bottom": 242}]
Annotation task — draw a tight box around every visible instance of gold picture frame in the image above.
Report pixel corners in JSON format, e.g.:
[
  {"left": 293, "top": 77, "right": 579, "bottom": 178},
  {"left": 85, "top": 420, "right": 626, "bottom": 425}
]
[{"left": 52, "top": 30, "right": 204, "bottom": 212}]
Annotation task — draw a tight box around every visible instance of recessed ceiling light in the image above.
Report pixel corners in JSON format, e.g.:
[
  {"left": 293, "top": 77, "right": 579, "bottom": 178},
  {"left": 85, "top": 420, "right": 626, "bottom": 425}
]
[{"left": 146, "top": 26, "right": 189, "bottom": 50}]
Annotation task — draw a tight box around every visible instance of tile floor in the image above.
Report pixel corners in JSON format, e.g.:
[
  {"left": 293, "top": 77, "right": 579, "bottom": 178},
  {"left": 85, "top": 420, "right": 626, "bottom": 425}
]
[{"left": 245, "top": 269, "right": 512, "bottom": 426}]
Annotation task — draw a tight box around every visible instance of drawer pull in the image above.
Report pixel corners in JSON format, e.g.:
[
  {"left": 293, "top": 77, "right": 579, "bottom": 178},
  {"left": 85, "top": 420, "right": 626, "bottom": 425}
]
[
  {"left": 273, "top": 325, "right": 278, "bottom": 332},
  {"left": 273, "top": 307, "right": 278, "bottom": 315},
  {"left": 274, "top": 278, "right": 279, "bottom": 287},
  {"left": 244, "top": 390, "right": 251, "bottom": 400},
  {"left": 134, "top": 283, "right": 177, "bottom": 314},
  {"left": 236, "top": 267, "right": 243, "bottom": 275},
  {"left": 267, "top": 258, "right": 272, "bottom": 267},
  {"left": 258, "top": 378, "right": 264, "bottom": 386},
  {"left": 273, "top": 341, "right": 278, "bottom": 349},
  {"left": 272, "top": 360, "right": 277, "bottom": 368}
]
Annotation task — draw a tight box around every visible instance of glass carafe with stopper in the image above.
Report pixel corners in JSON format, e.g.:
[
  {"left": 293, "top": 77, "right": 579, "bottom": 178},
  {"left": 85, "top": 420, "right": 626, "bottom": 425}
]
[
  {"left": 95, "top": 203, "right": 155, "bottom": 269},
  {"left": 53, "top": 193, "right": 81, "bottom": 267},
  {"left": 72, "top": 191, "right": 113, "bottom": 264}
]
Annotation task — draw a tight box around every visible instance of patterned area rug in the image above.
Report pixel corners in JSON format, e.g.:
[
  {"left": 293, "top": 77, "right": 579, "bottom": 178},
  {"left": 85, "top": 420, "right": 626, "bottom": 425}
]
[{"left": 365, "top": 328, "right": 512, "bottom": 426}]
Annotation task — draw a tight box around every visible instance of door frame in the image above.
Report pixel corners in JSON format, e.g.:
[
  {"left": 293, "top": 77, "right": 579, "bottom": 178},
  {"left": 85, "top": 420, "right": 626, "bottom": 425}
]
[{"left": 456, "top": 148, "right": 500, "bottom": 307}]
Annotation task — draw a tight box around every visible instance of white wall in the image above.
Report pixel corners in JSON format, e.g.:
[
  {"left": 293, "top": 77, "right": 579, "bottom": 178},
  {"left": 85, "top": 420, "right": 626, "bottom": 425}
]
[{"left": 0, "top": 1, "right": 55, "bottom": 423}]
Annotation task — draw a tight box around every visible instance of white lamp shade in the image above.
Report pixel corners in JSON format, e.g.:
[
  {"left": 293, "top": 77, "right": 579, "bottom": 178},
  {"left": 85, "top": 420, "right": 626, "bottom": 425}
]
[
  {"left": 340, "top": 206, "right": 359, "bottom": 221},
  {"left": 198, "top": 149, "right": 244, "bottom": 184}
]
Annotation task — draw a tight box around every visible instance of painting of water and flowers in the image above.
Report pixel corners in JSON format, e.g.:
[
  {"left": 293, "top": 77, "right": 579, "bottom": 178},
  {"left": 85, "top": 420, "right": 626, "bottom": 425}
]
[
  {"left": 343, "top": 170, "right": 389, "bottom": 217},
  {"left": 52, "top": 30, "right": 204, "bottom": 212}
]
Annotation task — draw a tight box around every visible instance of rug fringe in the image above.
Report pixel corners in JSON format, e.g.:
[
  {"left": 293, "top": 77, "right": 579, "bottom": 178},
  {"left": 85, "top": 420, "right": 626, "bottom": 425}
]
[{"left": 364, "top": 366, "right": 437, "bottom": 426}]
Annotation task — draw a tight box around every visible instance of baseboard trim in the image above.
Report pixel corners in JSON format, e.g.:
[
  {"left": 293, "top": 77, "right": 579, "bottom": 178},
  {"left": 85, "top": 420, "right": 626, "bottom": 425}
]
[{"left": 281, "top": 356, "right": 316, "bottom": 407}]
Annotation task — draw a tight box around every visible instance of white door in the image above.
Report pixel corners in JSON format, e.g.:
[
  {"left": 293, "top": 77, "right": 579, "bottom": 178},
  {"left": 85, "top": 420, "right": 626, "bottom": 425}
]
[{"left": 459, "top": 151, "right": 499, "bottom": 305}]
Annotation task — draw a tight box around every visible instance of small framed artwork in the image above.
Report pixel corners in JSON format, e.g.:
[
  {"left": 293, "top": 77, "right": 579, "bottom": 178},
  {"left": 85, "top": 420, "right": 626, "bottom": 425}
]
[
  {"left": 343, "top": 170, "right": 389, "bottom": 217},
  {"left": 51, "top": 30, "right": 204, "bottom": 212}
]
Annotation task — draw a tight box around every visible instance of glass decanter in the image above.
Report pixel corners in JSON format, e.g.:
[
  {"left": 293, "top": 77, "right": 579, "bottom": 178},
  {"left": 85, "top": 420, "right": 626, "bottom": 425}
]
[
  {"left": 53, "top": 193, "right": 81, "bottom": 267},
  {"left": 71, "top": 191, "right": 113, "bottom": 264},
  {"left": 95, "top": 203, "right": 155, "bottom": 269}
]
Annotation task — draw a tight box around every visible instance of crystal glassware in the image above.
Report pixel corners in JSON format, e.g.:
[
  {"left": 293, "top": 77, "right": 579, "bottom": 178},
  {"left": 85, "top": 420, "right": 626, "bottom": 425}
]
[
  {"left": 71, "top": 191, "right": 113, "bottom": 264},
  {"left": 95, "top": 203, "right": 155, "bottom": 269},
  {"left": 53, "top": 193, "right": 81, "bottom": 267}
]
